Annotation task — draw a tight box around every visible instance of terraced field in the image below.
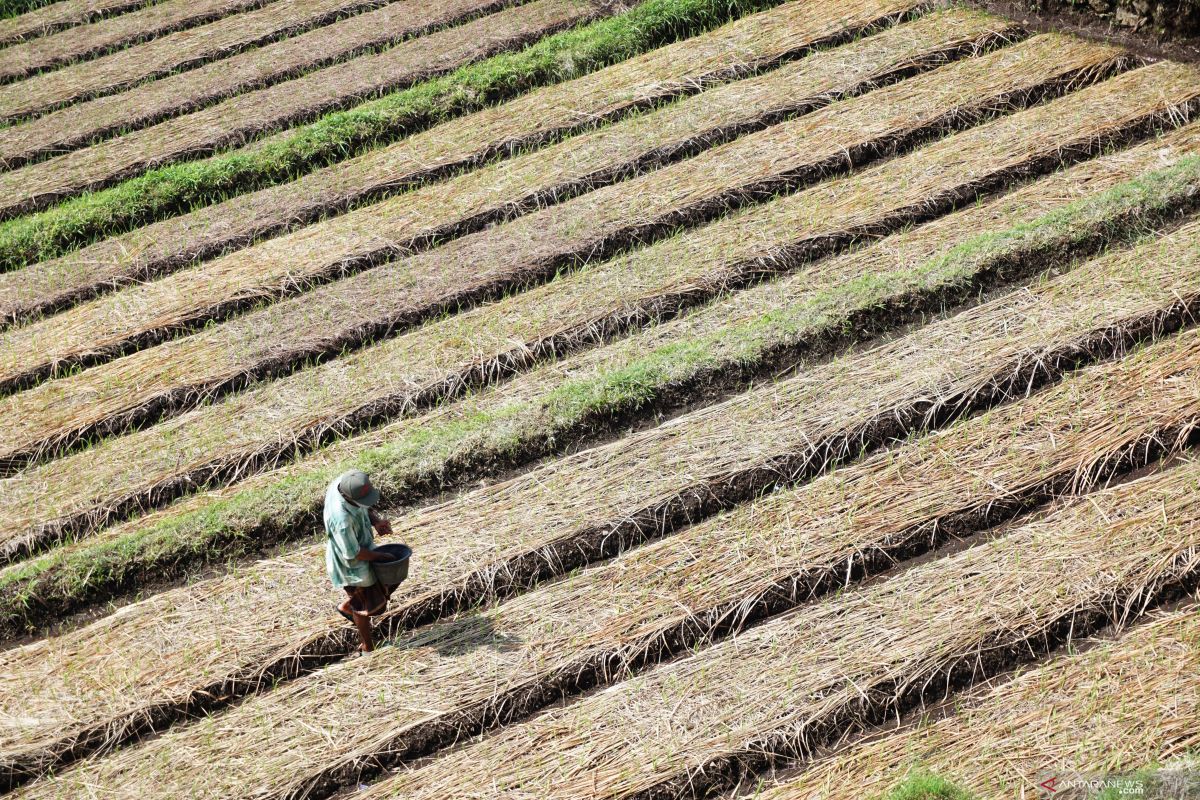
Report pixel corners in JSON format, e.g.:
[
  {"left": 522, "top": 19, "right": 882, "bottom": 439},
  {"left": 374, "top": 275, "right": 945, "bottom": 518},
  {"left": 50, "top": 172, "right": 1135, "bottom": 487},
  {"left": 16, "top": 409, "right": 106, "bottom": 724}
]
[{"left": 1, "top": 0, "right": 1199, "bottom": 797}]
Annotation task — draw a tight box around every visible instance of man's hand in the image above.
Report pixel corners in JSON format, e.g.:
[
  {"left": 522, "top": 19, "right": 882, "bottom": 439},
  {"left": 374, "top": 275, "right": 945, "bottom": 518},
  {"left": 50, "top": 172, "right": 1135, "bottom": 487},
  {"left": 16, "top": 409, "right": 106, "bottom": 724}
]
[{"left": 369, "top": 508, "right": 393, "bottom": 536}]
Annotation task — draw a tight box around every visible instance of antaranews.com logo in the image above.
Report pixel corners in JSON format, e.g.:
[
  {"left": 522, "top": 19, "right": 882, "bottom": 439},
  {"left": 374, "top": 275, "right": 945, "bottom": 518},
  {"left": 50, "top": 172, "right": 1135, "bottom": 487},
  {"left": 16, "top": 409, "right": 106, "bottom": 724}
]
[{"left": 1036, "top": 766, "right": 1200, "bottom": 799}]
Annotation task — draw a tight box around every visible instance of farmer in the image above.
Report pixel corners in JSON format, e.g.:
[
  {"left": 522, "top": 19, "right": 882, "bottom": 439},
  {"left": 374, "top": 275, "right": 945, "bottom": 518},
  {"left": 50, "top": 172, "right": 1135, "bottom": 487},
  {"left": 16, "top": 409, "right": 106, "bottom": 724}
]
[{"left": 324, "top": 469, "right": 397, "bottom": 653}]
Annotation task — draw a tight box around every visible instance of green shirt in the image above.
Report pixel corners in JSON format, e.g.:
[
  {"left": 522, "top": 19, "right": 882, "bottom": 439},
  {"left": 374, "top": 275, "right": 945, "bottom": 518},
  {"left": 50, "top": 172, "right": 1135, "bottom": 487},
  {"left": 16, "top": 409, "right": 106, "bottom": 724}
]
[{"left": 324, "top": 478, "right": 376, "bottom": 588}]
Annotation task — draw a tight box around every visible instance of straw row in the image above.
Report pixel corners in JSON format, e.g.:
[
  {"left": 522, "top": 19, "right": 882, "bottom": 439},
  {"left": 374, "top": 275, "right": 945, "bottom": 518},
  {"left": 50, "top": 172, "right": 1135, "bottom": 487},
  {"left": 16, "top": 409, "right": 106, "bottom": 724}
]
[
  {"left": 0, "top": 0, "right": 501, "bottom": 126},
  {"left": 1, "top": 14, "right": 1028, "bottom": 401},
  {"left": 0, "top": 0, "right": 875, "bottom": 271},
  {"left": 0, "top": 0, "right": 525, "bottom": 163},
  {"left": 4, "top": 67, "right": 1190, "bottom": 551},
  {"left": 0, "top": 0, "right": 928, "bottom": 322},
  {"left": 8, "top": 326, "right": 1200, "bottom": 797},
  {"left": 0, "top": 42, "right": 1153, "bottom": 475},
  {"left": 2, "top": 61, "right": 1192, "bottom": 561},
  {"left": 0, "top": 0, "right": 610, "bottom": 219},
  {"left": 8, "top": 117, "right": 1200, "bottom": 632},
  {"left": 3, "top": 213, "right": 1198, "bottom": 792},
  {"left": 0, "top": 0, "right": 273, "bottom": 80},
  {"left": 757, "top": 606, "right": 1200, "bottom": 800},
  {"left": 341, "top": 457, "right": 1200, "bottom": 800},
  {"left": 2, "top": 0, "right": 405, "bottom": 121},
  {"left": 0, "top": 0, "right": 155, "bottom": 46}
]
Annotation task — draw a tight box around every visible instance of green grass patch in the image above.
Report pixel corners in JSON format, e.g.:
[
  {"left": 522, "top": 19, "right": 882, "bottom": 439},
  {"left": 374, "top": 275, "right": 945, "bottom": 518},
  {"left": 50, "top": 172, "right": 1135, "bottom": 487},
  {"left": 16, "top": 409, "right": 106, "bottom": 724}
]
[
  {"left": 0, "top": 0, "right": 75, "bottom": 19},
  {"left": 3, "top": 153, "right": 1198, "bottom": 634},
  {"left": 881, "top": 770, "right": 975, "bottom": 800},
  {"left": 0, "top": 0, "right": 785, "bottom": 270}
]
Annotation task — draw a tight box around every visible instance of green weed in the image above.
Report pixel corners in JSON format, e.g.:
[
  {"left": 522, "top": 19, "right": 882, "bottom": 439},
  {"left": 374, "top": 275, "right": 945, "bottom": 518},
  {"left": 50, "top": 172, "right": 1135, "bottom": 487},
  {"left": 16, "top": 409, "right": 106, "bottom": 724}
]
[
  {"left": 0, "top": 0, "right": 783, "bottom": 270},
  {"left": 882, "top": 770, "right": 975, "bottom": 800},
  {"left": 2, "top": 154, "right": 1197, "bottom": 633}
]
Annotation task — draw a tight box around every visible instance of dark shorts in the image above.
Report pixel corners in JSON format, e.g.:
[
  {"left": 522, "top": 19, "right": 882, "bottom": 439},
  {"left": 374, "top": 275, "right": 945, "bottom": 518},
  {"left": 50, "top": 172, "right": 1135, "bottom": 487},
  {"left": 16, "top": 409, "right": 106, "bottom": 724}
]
[{"left": 344, "top": 582, "right": 397, "bottom": 617}]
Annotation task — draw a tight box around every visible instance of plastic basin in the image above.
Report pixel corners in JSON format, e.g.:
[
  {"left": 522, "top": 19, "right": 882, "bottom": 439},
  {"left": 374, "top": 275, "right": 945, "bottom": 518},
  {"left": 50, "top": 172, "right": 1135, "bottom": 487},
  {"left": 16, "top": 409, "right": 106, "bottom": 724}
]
[{"left": 372, "top": 543, "right": 412, "bottom": 585}]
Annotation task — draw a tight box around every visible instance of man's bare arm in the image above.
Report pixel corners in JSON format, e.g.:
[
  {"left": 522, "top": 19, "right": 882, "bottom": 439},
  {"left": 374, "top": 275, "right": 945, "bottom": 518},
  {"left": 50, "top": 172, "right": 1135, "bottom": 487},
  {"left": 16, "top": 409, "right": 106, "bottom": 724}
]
[
  {"left": 368, "top": 507, "right": 393, "bottom": 536},
  {"left": 355, "top": 547, "right": 389, "bottom": 562}
]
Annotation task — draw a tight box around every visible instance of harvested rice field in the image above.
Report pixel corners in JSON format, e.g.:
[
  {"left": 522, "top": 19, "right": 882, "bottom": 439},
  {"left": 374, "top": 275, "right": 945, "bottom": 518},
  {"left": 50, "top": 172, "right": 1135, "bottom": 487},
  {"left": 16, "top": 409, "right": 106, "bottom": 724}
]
[{"left": 2, "top": 0, "right": 1200, "bottom": 797}]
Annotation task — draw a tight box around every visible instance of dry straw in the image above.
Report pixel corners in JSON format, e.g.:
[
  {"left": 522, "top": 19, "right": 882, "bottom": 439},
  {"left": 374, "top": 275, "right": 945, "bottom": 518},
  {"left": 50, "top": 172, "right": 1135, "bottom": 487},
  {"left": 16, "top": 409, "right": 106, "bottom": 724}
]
[
  {"left": 0, "top": 0, "right": 610, "bottom": 219},
  {"left": 335, "top": 457, "right": 1200, "bottom": 800},
  {"left": 9, "top": 316, "right": 1200, "bottom": 799},
  {"left": 2, "top": 51, "right": 1191, "bottom": 555},
  {"left": 0, "top": 38, "right": 1154, "bottom": 472},
  {"left": 0, "top": 0, "right": 522, "bottom": 163},
  {"left": 759, "top": 607, "right": 1200, "bottom": 799},
  {"left": 0, "top": 0, "right": 927, "bottom": 323},
  {"left": 0, "top": 0, "right": 489, "bottom": 125},
  {"left": 0, "top": 6, "right": 1018, "bottom": 363},
  {"left": 0, "top": 0, "right": 268, "bottom": 79},
  {"left": 0, "top": 0, "right": 156, "bottom": 49},
  {"left": 5, "top": 216, "right": 1200, "bottom": 790},
  {"left": 9, "top": 113, "right": 1200, "bottom": 570}
]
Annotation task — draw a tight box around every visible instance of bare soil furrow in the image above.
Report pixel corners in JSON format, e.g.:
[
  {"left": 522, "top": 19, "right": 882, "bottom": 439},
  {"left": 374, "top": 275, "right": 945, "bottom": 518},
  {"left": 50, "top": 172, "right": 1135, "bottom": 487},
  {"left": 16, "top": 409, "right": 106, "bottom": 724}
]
[
  {"left": 753, "top": 607, "right": 1200, "bottom": 800},
  {"left": 0, "top": 0, "right": 156, "bottom": 47},
  {"left": 1, "top": 12, "right": 1019, "bottom": 402},
  {"left": 0, "top": 0, "right": 524, "bottom": 163},
  {"left": 0, "top": 39, "right": 1153, "bottom": 473},
  {"left": 6, "top": 117, "right": 1199, "bottom": 622},
  {"left": 0, "top": 0, "right": 275, "bottom": 80},
  {"left": 1, "top": 214, "right": 1197, "bottom": 794},
  {"left": 0, "top": 0, "right": 625, "bottom": 219},
  {"left": 350, "top": 458, "right": 1200, "bottom": 800},
  {"left": 0, "top": 0, "right": 926, "bottom": 324},
  {"left": 5, "top": 326, "right": 1198, "bottom": 797}
]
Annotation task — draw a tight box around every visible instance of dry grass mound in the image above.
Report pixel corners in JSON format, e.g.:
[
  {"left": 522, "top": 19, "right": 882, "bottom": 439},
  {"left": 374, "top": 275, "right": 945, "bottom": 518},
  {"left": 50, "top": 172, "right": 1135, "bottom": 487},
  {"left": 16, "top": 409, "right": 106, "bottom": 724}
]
[
  {"left": 0, "top": 23, "right": 1070, "bottom": 429},
  {"left": 325, "top": 457, "right": 1200, "bottom": 800},
  {"left": 0, "top": 0, "right": 509, "bottom": 126},
  {"left": 0, "top": 0, "right": 521, "bottom": 163},
  {"left": 0, "top": 0, "right": 271, "bottom": 80},
  {"left": 0, "top": 0, "right": 926, "bottom": 314},
  {"left": 0, "top": 8, "right": 1016, "bottom": 331},
  {"left": 0, "top": 0, "right": 155, "bottom": 47},
  {"left": 9, "top": 322, "right": 1200, "bottom": 797},
  {"left": 754, "top": 607, "right": 1200, "bottom": 799},
  {"left": 6, "top": 318, "right": 1200, "bottom": 798},
  {"left": 0, "top": 0, "right": 618, "bottom": 218},
  {"left": 1, "top": 43, "right": 1164, "bottom": 476},
  {"left": 7, "top": 114, "right": 1196, "bottom": 622},
  {"left": 3, "top": 215, "right": 1198, "bottom": 789}
]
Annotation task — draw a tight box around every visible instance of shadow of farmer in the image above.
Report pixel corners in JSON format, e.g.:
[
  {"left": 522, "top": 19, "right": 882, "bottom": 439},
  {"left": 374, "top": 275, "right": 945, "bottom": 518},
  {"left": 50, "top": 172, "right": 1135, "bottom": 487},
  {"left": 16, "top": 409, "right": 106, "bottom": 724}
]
[{"left": 390, "top": 613, "right": 523, "bottom": 657}]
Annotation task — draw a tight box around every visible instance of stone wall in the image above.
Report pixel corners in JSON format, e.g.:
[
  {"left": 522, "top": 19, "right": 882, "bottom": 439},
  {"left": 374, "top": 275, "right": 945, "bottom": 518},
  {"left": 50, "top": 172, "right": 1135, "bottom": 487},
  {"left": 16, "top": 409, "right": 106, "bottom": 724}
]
[{"left": 1029, "top": 0, "right": 1200, "bottom": 37}]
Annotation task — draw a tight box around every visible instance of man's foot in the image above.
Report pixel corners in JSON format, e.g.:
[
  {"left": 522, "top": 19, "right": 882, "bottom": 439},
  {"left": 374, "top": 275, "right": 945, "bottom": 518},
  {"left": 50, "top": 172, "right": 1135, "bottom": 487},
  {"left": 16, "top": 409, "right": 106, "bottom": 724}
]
[{"left": 336, "top": 599, "right": 355, "bottom": 623}]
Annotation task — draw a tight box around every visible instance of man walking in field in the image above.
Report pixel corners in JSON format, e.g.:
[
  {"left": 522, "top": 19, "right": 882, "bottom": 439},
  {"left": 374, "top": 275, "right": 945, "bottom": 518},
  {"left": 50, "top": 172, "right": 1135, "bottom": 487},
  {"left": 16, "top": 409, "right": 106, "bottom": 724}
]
[{"left": 325, "top": 469, "right": 397, "bottom": 653}]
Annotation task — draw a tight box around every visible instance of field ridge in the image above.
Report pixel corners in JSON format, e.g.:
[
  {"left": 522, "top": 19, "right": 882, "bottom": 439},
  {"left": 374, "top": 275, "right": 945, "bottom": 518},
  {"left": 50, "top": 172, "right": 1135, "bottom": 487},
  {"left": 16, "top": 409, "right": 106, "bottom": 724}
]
[
  {"left": 6, "top": 263, "right": 1200, "bottom": 793},
  {"left": 0, "top": 129, "right": 1190, "bottom": 628},
  {"left": 4, "top": 210, "right": 1200, "bottom": 790},
  {"left": 0, "top": 0, "right": 157, "bottom": 46},
  {"left": 0, "top": 18, "right": 1031, "bottom": 397},
  {"left": 0, "top": 0, "right": 845, "bottom": 270},
  {"left": 354, "top": 457, "right": 1200, "bottom": 800},
  {"left": 0, "top": 0, "right": 526, "bottom": 164},
  {"left": 0, "top": 0, "right": 933, "bottom": 324},
  {"left": 0, "top": 0, "right": 276, "bottom": 80},
  {"left": 0, "top": 44, "right": 1161, "bottom": 476},
  {"left": 0, "top": 0, "right": 614, "bottom": 220}
]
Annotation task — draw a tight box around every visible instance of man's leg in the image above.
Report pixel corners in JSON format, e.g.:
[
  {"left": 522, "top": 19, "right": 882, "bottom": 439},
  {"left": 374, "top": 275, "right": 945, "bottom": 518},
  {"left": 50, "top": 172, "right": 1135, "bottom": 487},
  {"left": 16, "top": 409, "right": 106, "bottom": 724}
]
[
  {"left": 343, "top": 588, "right": 375, "bottom": 652},
  {"left": 351, "top": 610, "right": 374, "bottom": 652}
]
